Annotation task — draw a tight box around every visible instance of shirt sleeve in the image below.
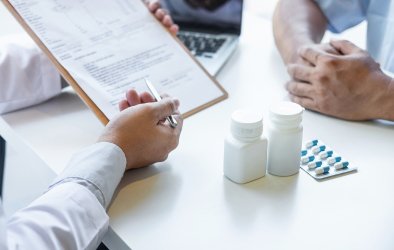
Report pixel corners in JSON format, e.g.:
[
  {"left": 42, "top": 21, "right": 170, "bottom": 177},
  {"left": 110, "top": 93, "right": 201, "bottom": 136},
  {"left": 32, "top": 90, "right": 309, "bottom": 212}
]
[
  {"left": 47, "top": 142, "right": 127, "bottom": 209},
  {"left": 313, "top": 0, "right": 369, "bottom": 33},
  {"left": 0, "top": 33, "right": 61, "bottom": 115},
  {"left": 6, "top": 183, "right": 109, "bottom": 250}
]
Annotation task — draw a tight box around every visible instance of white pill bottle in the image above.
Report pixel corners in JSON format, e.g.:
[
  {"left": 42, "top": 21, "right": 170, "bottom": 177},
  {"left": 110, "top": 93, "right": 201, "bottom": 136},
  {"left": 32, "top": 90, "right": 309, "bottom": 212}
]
[
  {"left": 266, "top": 102, "right": 304, "bottom": 177},
  {"left": 223, "top": 109, "right": 268, "bottom": 184}
]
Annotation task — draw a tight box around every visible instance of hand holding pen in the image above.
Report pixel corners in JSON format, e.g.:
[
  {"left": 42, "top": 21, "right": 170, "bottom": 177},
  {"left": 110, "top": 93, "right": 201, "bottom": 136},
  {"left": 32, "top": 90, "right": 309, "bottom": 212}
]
[
  {"left": 144, "top": 78, "right": 178, "bottom": 128},
  {"left": 118, "top": 80, "right": 181, "bottom": 128},
  {"left": 114, "top": 88, "right": 183, "bottom": 170}
]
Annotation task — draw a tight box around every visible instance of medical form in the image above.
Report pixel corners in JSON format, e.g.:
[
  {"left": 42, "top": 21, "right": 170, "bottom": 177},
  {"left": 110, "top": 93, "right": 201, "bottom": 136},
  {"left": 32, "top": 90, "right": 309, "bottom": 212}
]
[{"left": 6, "top": 0, "right": 226, "bottom": 120}]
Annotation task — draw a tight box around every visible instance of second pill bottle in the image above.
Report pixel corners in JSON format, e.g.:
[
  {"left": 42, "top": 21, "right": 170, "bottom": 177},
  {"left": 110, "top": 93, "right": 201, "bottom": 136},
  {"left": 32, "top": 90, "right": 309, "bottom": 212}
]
[{"left": 265, "top": 102, "right": 304, "bottom": 177}]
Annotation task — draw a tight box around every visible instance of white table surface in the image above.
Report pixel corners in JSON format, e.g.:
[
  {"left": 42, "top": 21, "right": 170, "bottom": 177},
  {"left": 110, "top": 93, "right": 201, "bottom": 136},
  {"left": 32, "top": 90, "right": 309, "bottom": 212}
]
[{"left": 2, "top": 5, "right": 394, "bottom": 250}]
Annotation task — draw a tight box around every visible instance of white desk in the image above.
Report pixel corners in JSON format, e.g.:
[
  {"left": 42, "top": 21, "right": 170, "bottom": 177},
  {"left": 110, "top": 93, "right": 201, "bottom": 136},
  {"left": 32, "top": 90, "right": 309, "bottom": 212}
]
[{"left": 2, "top": 10, "right": 394, "bottom": 250}]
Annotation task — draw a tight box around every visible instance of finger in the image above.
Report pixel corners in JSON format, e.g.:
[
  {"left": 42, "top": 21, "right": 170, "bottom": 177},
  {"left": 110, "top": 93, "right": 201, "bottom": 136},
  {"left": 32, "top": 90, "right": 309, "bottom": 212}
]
[
  {"left": 140, "top": 91, "right": 156, "bottom": 103},
  {"left": 289, "top": 94, "right": 315, "bottom": 110},
  {"left": 160, "top": 93, "right": 181, "bottom": 115},
  {"left": 160, "top": 94, "right": 180, "bottom": 109},
  {"left": 155, "top": 9, "right": 169, "bottom": 20},
  {"left": 160, "top": 9, "right": 170, "bottom": 16},
  {"left": 170, "top": 24, "right": 179, "bottom": 35},
  {"left": 287, "top": 64, "right": 313, "bottom": 82},
  {"left": 329, "top": 39, "right": 361, "bottom": 55},
  {"left": 286, "top": 81, "right": 314, "bottom": 98},
  {"left": 159, "top": 112, "right": 184, "bottom": 152},
  {"left": 298, "top": 46, "right": 326, "bottom": 66},
  {"left": 322, "top": 44, "right": 341, "bottom": 55},
  {"left": 172, "top": 112, "right": 183, "bottom": 135},
  {"left": 147, "top": 0, "right": 162, "bottom": 12},
  {"left": 153, "top": 97, "right": 183, "bottom": 133},
  {"left": 126, "top": 89, "right": 142, "bottom": 106},
  {"left": 152, "top": 97, "right": 179, "bottom": 120},
  {"left": 162, "top": 15, "right": 174, "bottom": 27},
  {"left": 119, "top": 99, "right": 130, "bottom": 111}
]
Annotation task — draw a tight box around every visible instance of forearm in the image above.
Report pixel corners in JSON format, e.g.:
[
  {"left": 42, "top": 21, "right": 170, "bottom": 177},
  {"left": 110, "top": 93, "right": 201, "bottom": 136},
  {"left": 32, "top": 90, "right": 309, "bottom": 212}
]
[
  {"left": 380, "top": 77, "right": 394, "bottom": 121},
  {"left": 273, "top": 0, "right": 327, "bottom": 65}
]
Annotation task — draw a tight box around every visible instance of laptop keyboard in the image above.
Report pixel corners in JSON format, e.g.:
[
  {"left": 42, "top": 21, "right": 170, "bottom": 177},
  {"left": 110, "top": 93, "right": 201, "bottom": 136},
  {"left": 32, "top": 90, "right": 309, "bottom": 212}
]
[{"left": 177, "top": 33, "right": 227, "bottom": 57}]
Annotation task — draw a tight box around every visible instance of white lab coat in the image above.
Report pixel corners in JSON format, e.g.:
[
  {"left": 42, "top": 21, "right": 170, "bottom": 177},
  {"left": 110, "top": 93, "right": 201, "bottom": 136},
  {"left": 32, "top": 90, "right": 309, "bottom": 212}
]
[{"left": 0, "top": 34, "right": 127, "bottom": 249}]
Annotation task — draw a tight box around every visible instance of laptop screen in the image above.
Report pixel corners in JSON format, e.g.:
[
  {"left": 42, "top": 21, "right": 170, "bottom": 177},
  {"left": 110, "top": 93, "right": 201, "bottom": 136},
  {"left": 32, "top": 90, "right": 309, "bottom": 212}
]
[{"left": 160, "top": 0, "right": 243, "bottom": 35}]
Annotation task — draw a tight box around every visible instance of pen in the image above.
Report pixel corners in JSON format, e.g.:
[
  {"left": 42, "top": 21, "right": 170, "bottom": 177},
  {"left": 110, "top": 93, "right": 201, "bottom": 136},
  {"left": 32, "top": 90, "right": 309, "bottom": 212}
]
[{"left": 144, "top": 78, "right": 178, "bottom": 128}]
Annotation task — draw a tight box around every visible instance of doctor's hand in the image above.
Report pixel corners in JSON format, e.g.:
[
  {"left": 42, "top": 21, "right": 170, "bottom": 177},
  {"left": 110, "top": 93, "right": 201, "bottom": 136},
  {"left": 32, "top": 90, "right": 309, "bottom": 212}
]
[
  {"left": 146, "top": 0, "right": 179, "bottom": 34},
  {"left": 286, "top": 40, "right": 394, "bottom": 121},
  {"left": 97, "top": 89, "right": 183, "bottom": 171}
]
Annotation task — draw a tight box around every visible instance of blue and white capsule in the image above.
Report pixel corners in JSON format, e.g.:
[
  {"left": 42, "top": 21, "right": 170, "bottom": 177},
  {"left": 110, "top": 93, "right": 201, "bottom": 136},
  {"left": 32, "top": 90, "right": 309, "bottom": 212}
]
[
  {"left": 319, "top": 150, "right": 333, "bottom": 159},
  {"left": 308, "top": 160, "right": 322, "bottom": 169},
  {"left": 334, "top": 161, "right": 349, "bottom": 170},
  {"left": 312, "top": 145, "right": 326, "bottom": 153},
  {"left": 305, "top": 140, "right": 318, "bottom": 148},
  {"left": 301, "top": 155, "right": 315, "bottom": 163},
  {"left": 327, "top": 156, "right": 342, "bottom": 165},
  {"left": 315, "top": 166, "right": 330, "bottom": 175},
  {"left": 301, "top": 150, "right": 308, "bottom": 156}
]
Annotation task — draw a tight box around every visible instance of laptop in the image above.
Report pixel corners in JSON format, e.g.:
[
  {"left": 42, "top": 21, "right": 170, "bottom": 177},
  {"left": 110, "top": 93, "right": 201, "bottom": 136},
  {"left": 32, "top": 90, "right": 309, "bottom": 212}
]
[{"left": 161, "top": 0, "right": 243, "bottom": 76}]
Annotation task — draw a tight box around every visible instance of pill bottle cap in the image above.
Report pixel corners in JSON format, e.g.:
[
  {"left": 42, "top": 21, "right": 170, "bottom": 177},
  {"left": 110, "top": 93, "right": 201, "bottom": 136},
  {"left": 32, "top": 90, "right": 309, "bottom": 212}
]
[
  {"left": 269, "top": 101, "right": 304, "bottom": 125},
  {"left": 230, "top": 109, "right": 263, "bottom": 138}
]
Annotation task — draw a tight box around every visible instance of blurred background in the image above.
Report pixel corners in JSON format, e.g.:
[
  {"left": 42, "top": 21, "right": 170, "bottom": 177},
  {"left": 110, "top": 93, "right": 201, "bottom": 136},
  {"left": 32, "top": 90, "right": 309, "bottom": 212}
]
[{"left": 0, "top": 0, "right": 366, "bottom": 50}]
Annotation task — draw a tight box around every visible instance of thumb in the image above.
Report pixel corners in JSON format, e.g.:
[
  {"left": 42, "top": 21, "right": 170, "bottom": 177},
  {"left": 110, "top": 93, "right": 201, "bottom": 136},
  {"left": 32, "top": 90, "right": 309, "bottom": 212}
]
[
  {"left": 152, "top": 97, "right": 180, "bottom": 120},
  {"left": 330, "top": 39, "right": 361, "bottom": 55}
]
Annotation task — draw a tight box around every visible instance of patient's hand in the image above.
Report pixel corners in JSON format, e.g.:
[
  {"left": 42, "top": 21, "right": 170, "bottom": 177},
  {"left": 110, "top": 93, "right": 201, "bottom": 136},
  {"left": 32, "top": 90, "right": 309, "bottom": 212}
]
[
  {"left": 146, "top": 0, "right": 179, "bottom": 34},
  {"left": 290, "top": 43, "right": 340, "bottom": 67},
  {"left": 286, "top": 40, "right": 394, "bottom": 121}
]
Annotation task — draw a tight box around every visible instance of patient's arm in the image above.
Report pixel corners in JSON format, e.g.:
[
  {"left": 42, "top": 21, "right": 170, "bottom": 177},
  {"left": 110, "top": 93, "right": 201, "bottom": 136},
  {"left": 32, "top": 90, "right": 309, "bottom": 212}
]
[{"left": 273, "top": 0, "right": 327, "bottom": 65}]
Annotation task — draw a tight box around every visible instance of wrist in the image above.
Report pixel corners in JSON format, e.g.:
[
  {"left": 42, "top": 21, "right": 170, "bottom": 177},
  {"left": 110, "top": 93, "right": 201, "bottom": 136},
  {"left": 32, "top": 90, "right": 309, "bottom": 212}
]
[
  {"left": 96, "top": 136, "right": 134, "bottom": 170},
  {"left": 376, "top": 74, "right": 394, "bottom": 121},
  {"left": 282, "top": 39, "right": 315, "bottom": 65}
]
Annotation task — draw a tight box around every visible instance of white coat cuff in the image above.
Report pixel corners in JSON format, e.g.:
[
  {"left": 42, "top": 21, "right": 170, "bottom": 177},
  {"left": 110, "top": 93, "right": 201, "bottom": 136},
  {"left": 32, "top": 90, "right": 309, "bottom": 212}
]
[{"left": 48, "top": 142, "right": 126, "bottom": 209}]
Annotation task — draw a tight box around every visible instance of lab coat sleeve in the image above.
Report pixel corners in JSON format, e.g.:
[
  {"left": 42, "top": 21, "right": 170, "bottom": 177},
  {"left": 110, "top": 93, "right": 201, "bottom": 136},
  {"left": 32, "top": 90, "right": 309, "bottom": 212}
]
[
  {"left": 48, "top": 142, "right": 127, "bottom": 209},
  {"left": 6, "top": 183, "right": 109, "bottom": 250},
  {"left": 0, "top": 33, "right": 61, "bottom": 115},
  {"left": 3, "top": 142, "right": 127, "bottom": 249}
]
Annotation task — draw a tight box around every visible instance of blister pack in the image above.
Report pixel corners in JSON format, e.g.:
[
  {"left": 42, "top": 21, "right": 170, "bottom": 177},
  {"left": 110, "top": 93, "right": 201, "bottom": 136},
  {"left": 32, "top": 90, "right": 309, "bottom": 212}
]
[{"left": 300, "top": 140, "right": 358, "bottom": 180}]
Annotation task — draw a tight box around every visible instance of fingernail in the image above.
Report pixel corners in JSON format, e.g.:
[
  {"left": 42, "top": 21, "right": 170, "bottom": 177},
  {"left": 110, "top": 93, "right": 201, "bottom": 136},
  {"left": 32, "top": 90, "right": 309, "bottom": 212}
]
[{"left": 171, "top": 97, "right": 180, "bottom": 109}]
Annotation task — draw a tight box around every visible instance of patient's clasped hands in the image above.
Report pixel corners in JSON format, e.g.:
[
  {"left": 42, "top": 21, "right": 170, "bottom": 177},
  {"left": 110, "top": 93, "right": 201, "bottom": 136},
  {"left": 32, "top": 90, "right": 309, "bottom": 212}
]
[{"left": 286, "top": 40, "right": 394, "bottom": 121}]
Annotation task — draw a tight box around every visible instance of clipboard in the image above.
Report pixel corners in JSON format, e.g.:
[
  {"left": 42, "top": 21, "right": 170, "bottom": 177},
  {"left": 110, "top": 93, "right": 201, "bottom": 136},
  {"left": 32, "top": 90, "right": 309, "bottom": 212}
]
[{"left": 1, "top": 0, "right": 228, "bottom": 125}]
